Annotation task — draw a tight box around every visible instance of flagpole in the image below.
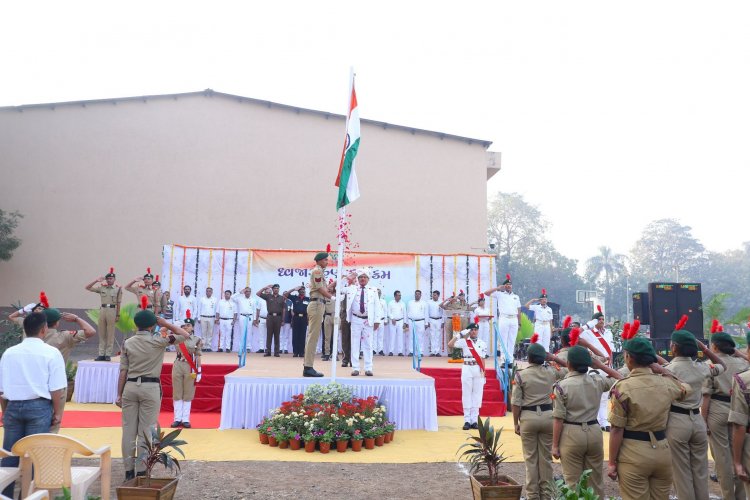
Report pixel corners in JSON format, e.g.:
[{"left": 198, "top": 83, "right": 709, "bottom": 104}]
[{"left": 330, "top": 207, "right": 346, "bottom": 382}]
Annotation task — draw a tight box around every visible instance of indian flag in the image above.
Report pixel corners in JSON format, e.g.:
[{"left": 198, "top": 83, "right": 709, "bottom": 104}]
[{"left": 335, "top": 78, "right": 360, "bottom": 209}]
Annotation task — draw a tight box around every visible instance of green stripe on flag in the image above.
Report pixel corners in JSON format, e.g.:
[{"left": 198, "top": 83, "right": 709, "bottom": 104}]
[{"left": 336, "top": 137, "right": 360, "bottom": 209}]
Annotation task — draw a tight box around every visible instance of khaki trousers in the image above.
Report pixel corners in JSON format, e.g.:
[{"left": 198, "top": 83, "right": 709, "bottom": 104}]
[
  {"left": 303, "top": 301, "right": 325, "bottom": 367},
  {"left": 98, "top": 306, "right": 117, "bottom": 356},
  {"left": 708, "top": 400, "right": 746, "bottom": 500},
  {"left": 559, "top": 422, "right": 604, "bottom": 498},
  {"left": 172, "top": 360, "right": 196, "bottom": 401},
  {"left": 323, "top": 314, "right": 333, "bottom": 356},
  {"left": 49, "top": 386, "right": 67, "bottom": 434},
  {"left": 121, "top": 381, "right": 161, "bottom": 472},
  {"left": 617, "top": 437, "right": 673, "bottom": 500},
  {"left": 520, "top": 409, "right": 553, "bottom": 500},
  {"left": 667, "top": 411, "right": 709, "bottom": 500},
  {"left": 740, "top": 434, "right": 750, "bottom": 499}
]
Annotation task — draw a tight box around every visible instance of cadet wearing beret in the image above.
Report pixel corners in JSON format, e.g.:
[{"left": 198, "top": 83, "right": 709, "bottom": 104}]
[
  {"left": 728, "top": 326, "right": 750, "bottom": 497},
  {"left": 302, "top": 250, "right": 334, "bottom": 377},
  {"left": 125, "top": 268, "right": 159, "bottom": 316},
  {"left": 171, "top": 310, "right": 202, "bottom": 429},
  {"left": 448, "top": 322, "right": 488, "bottom": 430},
  {"left": 85, "top": 268, "right": 122, "bottom": 361}
]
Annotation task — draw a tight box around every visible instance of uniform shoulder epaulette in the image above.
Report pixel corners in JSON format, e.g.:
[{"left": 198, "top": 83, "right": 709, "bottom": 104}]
[
  {"left": 553, "top": 381, "right": 565, "bottom": 397},
  {"left": 513, "top": 371, "right": 523, "bottom": 386}
]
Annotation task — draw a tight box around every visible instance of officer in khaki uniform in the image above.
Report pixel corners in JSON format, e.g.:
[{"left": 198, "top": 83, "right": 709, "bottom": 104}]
[
  {"left": 125, "top": 268, "right": 159, "bottom": 316},
  {"left": 511, "top": 342, "right": 566, "bottom": 500},
  {"left": 440, "top": 292, "right": 468, "bottom": 352},
  {"left": 43, "top": 308, "right": 96, "bottom": 433},
  {"left": 171, "top": 310, "right": 202, "bottom": 429},
  {"left": 85, "top": 268, "right": 122, "bottom": 361},
  {"left": 322, "top": 281, "right": 336, "bottom": 361},
  {"left": 704, "top": 331, "right": 749, "bottom": 500},
  {"left": 116, "top": 301, "right": 189, "bottom": 481},
  {"left": 607, "top": 336, "right": 692, "bottom": 500},
  {"left": 665, "top": 328, "right": 726, "bottom": 500},
  {"left": 552, "top": 346, "right": 622, "bottom": 498},
  {"left": 728, "top": 330, "right": 750, "bottom": 498},
  {"left": 302, "top": 251, "right": 333, "bottom": 377}
]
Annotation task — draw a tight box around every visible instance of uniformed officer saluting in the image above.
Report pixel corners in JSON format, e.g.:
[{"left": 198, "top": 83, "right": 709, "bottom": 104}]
[
  {"left": 302, "top": 249, "right": 334, "bottom": 377},
  {"left": 117, "top": 297, "right": 189, "bottom": 481},
  {"left": 447, "top": 321, "right": 488, "bottom": 430},
  {"left": 85, "top": 267, "right": 122, "bottom": 361}
]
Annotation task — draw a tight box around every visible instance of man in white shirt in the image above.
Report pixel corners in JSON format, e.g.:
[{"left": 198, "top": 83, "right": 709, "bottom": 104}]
[
  {"left": 525, "top": 289, "right": 554, "bottom": 351},
  {"left": 197, "top": 287, "right": 218, "bottom": 352},
  {"left": 427, "top": 290, "right": 444, "bottom": 356},
  {"left": 579, "top": 307, "right": 615, "bottom": 430},
  {"left": 173, "top": 285, "right": 197, "bottom": 329},
  {"left": 232, "top": 287, "right": 259, "bottom": 353},
  {"left": 387, "top": 291, "right": 406, "bottom": 356},
  {"left": 251, "top": 295, "right": 268, "bottom": 353},
  {"left": 217, "top": 290, "right": 237, "bottom": 353},
  {"left": 375, "top": 289, "right": 388, "bottom": 356},
  {"left": 0, "top": 312, "right": 67, "bottom": 498},
  {"left": 484, "top": 274, "right": 521, "bottom": 364},
  {"left": 346, "top": 268, "right": 382, "bottom": 376},
  {"left": 407, "top": 290, "right": 429, "bottom": 357}
]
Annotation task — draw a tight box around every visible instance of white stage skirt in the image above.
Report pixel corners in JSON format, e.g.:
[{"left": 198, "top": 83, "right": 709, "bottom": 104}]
[{"left": 73, "top": 360, "right": 119, "bottom": 403}]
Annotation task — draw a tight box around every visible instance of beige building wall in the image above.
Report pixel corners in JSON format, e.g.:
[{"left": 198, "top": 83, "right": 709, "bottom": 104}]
[{"left": 0, "top": 91, "right": 494, "bottom": 308}]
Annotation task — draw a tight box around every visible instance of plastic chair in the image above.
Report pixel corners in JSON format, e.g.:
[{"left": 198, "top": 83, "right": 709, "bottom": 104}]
[
  {"left": 0, "top": 448, "right": 21, "bottom": 494},
  {"left": 1, "top": 490, "right": 50, "bottom": 500},
  {"left": 11, "top": 434, "right": 110, "bottom": 500}
]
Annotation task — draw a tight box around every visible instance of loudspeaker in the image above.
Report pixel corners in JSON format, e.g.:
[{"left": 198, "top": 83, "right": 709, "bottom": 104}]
[
  {"left": 677, "top": 283, "right": 703, "bottom": 336},
  {"left": 632, "top": 292, "right": 650, "bottom": 325},
  {"left": 648, "top": 283, "right": 678, "bottom": 338}
]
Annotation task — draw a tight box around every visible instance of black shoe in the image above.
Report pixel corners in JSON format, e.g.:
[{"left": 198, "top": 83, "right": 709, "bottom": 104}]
[
  {"left": 170, "top": 421, "right": 181, "bottom": 428},
  {"left": 471, "top": 423, "right": 478, "bottom": 429},
  {"left": 104, "top": 356, "right": 111, "bottom": 361},
  {"left": 435, "top": 353, "right": 441, "bottom": 357},
  {"left": 274, "top": 353, "right": 280, "bottom": 357},
  {"left": 95, "top": 355, "right": 106, "bottom": 361},
  {"left": 264, "top": 353, "right": 271, "bottom": 357},
  {"left": 303, "top": 366, "right": 323, "bottom": 377},
  {"left": 182, "top": 422, "right": 192, "bottom": 428},
  {"left": 125, "top": 470, "right": 135, "bottom": 481},
  {"left": 351, "top": 370, "right": 360, "bottom": 376},
  {"left": 204, "top": 348, "right": 212, "bottom": 352},
  {"left": 226, "top": 348, "right": 231, "bottom": 353},
  {"left": 322, "top": 355, "right": 331, "bottom": 361},
  {"left": 284, "top": 350, "right": 289, "bottom": 354},
  {"left": 389, "top": 353, "right": 394, "bottom": 356},
  {"left": 365, "top": 371, "right": 373, "bottom": 376},
  {"left": 398, "top": 353, "right": 404, "bottom": 357},
  {"left": 256, "top": 349, "right": 264, "bottom": 353},
  {"left": 462, "top": 422, "right": 471, "bottom": 431}
]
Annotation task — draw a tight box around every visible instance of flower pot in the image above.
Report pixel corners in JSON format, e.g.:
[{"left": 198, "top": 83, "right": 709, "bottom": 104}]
[
  {"left": 469, "top": 474, "right": 522, "bottom": 500},
  {"left": 391, "top": 430, "right": 396, "bottom": 441},
  {"left": 351, "top": 439, "right": 363, "bottom": 451},
  {"left": 66, "top": 382, "right": 75, "bottom": 402},
  {"left": 387, "top": 431, "right": 395, "bottom": 442},
  {"left": 319, "top": 442, "right": 331, "bottom": 454},
  {"left": 304, "top": 440, "right": 316, "bottom": 453},
  {"left": 364, "top": 437, "right": 375, "bottom": 450},
  {"left": 375, "top": 435, "right": 385, "bottom": 446},
  {"left": 259, "top": 433, "right": 269, "bottom": 445},
  {"left": 290, "top": 438, "right": 301, "bottom": 450},
  {"left": 383, "top": 433, "right": 391, "bottom": 444},
  {"left": 336, "top": 439, "right": 348, "bottom": 452},
  {"left": 116, "top": 476, "right": 179, "bottom": 500},
  {"left": 268, "top": 436, "right": 278, "bottom": 447},
  {"left": 278, "top": 440, "right": 289, "bottom": 449}
]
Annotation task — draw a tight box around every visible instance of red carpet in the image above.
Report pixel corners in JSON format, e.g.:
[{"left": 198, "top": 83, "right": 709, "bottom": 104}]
[
  {"left": 159, "top": 363, "right": 236, "bottom": 413},
  {"left": 421, "top": 367, "right": 507, "bottom": 416},
  {"left": 57, "top": 411, "right": 220, "bottom": 429}
]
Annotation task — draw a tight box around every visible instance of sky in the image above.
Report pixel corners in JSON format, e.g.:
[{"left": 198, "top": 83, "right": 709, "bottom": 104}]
[{"left": 3, "top": 1, "right": 748, "bottom": 265}]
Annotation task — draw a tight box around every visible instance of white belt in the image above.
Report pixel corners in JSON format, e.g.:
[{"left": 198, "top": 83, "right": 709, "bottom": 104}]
[
  {"left": 500, "top": 314, "right": 517, "bottom": 318},
  {"left": 535, "top": 320, "right": 552, "bottom": 324}
]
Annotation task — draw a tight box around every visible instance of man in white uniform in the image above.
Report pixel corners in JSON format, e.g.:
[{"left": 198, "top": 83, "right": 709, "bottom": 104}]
[
  {"left": 346, "top": 268, "right": 382, "bottom": 376},
  {"left": 484, "top": 274, "right": 521, "bottom": 364},
  {"left": 471, "top": 294, "right": 492, "bottom": 353},
  {"left": 197, "top": 287, "right": 217, "bottom": 352},
  {"left": 173, "top": 285, "right": 197, "bottom": 331},
  {"left": 407, "top": 290, "right": 429, "bottom": 357},
  {"left": 427, "top": 290, "right": 444, "bottom": 356},
  {"left": 579, "top": 306, "right": 614, "bottom": 430},
  {"left": 375, "top": 289, "right": 388, "bottom": 356},
  {"left": 525, "top": 289, "right": 554, "bottom": 351},
  {"left": 216, "top": 290, "right": 237, "bottom": 352},
  {"left": 232, "top": 287, "right": 258, "bottom": 353},
  {"left": 387, "top": 291, "right": 406, "bottom": 356},
  {"left": 251, "top": 296, "right": 268, "bottom": 353},
  {"left": 448, "top": 322, "right": 487, "bottom": 430}
]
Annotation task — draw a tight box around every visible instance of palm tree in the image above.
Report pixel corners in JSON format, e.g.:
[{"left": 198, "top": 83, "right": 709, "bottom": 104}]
[{"left": 585, "top": 246, "right": 628, "bottom": 316}]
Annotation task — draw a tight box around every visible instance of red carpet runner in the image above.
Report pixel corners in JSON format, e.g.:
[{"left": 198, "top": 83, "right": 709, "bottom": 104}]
[
  {"left": 159, "top": 363, "right": 236, "bottom": 413},
  {"left": 420, "top": 367, "right": 507, "bottom": 417},
  {"left": 58, "top": 411, "right": 220, "bottom": 429}
]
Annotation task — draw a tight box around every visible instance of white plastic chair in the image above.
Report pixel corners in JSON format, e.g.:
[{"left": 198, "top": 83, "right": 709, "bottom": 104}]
[
  {"left": 1, "top": 490, "right": 50, "bottom": 500},
  {"left": 0, "top": 448, "right": 21, "bottom": 494}
]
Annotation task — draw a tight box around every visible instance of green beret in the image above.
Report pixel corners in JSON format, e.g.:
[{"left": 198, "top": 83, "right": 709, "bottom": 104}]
[
  {"left": 560, "top": 327, "right": 572, "bottom": 344},
  {"left": 44, "top": 308, "right": 62, "bottom": 325},
  {"left": 466, "top": 323, "right": 479, "bottom": 330},
  {"left": 527, "top": 342, "right": 547, "bottom": 358},
  {"left": 314, "top": 252, "right": 329, "bottom": 262},
  {"left": 183, "top": 318, "right": 195, "bottom": 326},
  {"left": 134, "top": 309, "right": 158, "bottom": 329},
  {"left": 567, "top": 346, "right": 592, "bottom": 366},
  {"left": 623, "top": 337, "right": 656, "bottom": 357},
  {"left": 670, "top": 329, "right": 696, "bottom": 347},
  {"left": 711, "top": 332, "right": 735, "bottom": 347},
  {"left": 592, "top": 312, "right": 604, "bottom": 320}
]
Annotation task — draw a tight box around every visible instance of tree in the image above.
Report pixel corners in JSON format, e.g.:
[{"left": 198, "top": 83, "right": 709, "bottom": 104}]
[
  {"left": 0, "top": 209, "right": 23, "bottom": 261},
  {"left": 486, "top": 193, "right": 547, "bottom": 274},
  {"left": 629, "top": 219, "right": 706, "bottom": 285},
  {"left": 584, "top": 246, "right": 628, "bottom": 319}
]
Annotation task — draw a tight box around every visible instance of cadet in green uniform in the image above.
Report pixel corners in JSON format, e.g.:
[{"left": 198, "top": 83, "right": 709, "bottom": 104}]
[
  {"left": 552, "top": 346, "right": 622, "bottom": 498},
  {"left": 666, "top": 328, "right": 726, "bottom": 500},
  {"left": 729, "top": 329, "right": 750, "bottom": 497},
  {"left": 116, "top": 300, "right": 189, "bottom": 481},
  {"left": 703, "top": 331, "right": 749, "bottom": 500},
  {"left": 171, "top": 310, "right": 202, "bottom": 429},
  {"left": 607, "top": 337, "right": 692, "bottom": 500},
  {"left": 43, "top": 308, "right": 96, "bottom": 433},
  {"left": 85, "top": 268, "right": 122, "bottom": 361},
  {"left": 302, "top": 251, "right": 333, "bottom": 377},
  {"left": 511, "top": 342, "right": 566, "bottom": 500}
]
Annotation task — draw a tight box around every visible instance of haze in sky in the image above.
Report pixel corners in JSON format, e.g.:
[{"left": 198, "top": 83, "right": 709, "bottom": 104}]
[{"left": 3, "top": 1, "right": 748, "bottom": 264}]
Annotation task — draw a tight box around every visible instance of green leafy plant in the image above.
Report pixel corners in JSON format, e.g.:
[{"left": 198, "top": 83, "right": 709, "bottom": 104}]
[
  {"left": 138, "top": 424, "right": 186, "bottom": 482},
  {"left": 303, "top": 382, "right": 353, "bottom": 406},
  {"left": 86, "top": 302, "right": 138, "bottom": 334},
  {"left": 53, "top": 486, "right": 101, "bottom": 500},
  {"left": 457, "top": 416, "right": 509, "bottom": 486},
  {"left": 318, "top": 430, "right": 335, "bottom": 443},
  {"left": 544, "top": 469, "right": 599, "bottom": 500},
  {"left": 66, "top": 360, "right": 78, "bottom": 382},
  {"left": 0, "top": 302, "right": 24, "bottom": 359}
]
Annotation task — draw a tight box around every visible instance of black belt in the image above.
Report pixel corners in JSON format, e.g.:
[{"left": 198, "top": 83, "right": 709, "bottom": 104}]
[
  {"left": 353, "top": 313, "right": 368, "bottom": 319},
  {"left": 411, "top": 318, "right": 424, "bottom": 321},
  {"left": 623, "top": 429, "right": 666, "bottom": 441},
  {"left": 127, "top": 377, "right": 160, "bottom": 383},
  {"left": 240, "top": 313, "right": 252, "bottom": 317},
  {"left": 392, "top": 318, "right": 403, "bottom": 321},
  {"left": 711, "top": 394, "right": 731, "bottom": 403},
  {"left": 312, "top": 298, "right": 327, "bottom": 303},
  {"left": 101, "top": 304, "right": 117, "bottom": 308},
  {"left": 429, "top": 317, "right": 442, "bottom": 320},
  {"left": 324, "top": 313, "right": 332, "bottom": 316},
  {"left": 521, "top": 404, "right": 552, "bottom": 412},
  {"left": 220, "top": 317, "right": 233, "bottom": 320},
  {"left": 260, "top": 316, "right": 267, "bottom": 319},
  {"left": 564, "top": 420, "right": 598, "bottom": 426},
  {"left": 200, "top": 315, "right": 214, "bottom": 318},
  {"left": 670, "top": 405, "right": 700, "bottom": 415}
]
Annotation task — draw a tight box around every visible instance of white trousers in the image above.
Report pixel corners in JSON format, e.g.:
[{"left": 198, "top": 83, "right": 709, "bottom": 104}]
[
  {"left": 428, "top": 318, "right": 443, "bottom": 354},
  {"left": 199, "top": 318, "right": 216, "bottom": 350},
  {"left": 218, "top": 319, "right": 233, "bottom": 350},
  {"left": 478, "top": 321, "right": 490, "bottom": 353},
  {"left": 373, "top": 319, "right": 386, "bottom": 353},
  {"left": 497, "top": 316, "right": 518, "bottom": 362},
  {"left": 232, "top": 316, "right": 253, "bottom": 352},
  {"left": 351, "top": 316, "right": 373, "bottom": 372},
  {"left": 461, "top": 365, "right": 486, "bottom": 422},
  {"left": 251, "top": 319, "right": 266, "bottom": 351},
  {"left": 598, "top": 391, "right": 610, "bottom": 427},
  {"left": 281, "top": 323, "right": 292, "bottom": 351},
  {"left": 534, "top": 323, "right": 552, "bottom": 351},
  {"left": 410, "top": 320, "right": 426, "bottom": 356},
  {"left": 388, "top": 320, "right": 404, "bottom": 354}
]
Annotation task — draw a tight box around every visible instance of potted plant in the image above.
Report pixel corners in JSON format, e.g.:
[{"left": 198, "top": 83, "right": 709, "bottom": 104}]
[
  {"left": 457, "top": 417, "right": 522, "bottom": 500},
  {"left": 257, "top": 417, "right": 271, "bottom": 445},
  {"left": 383, "top": 421, "right": 396, "bottom": 443},
  {"left": 116, "top": 424, "right": 186, "bottom": 500},
  {"left": 65, "top": 360, "right": 77, "bottom": 402},
  {"left": 544, "top": 469, "right": 599, "bottom": 500},
  {"left": 318, "top": 430, "right": 334, "bottom": 454},
  {"left": 303, "top": 431, "right": 316, "bottom": 453},
  {"left": 363, "top": 427, "right": 378, "bottom": 450},
  {"left": 374, "top": 427, "right": 385, "bottom": 447},
  {"left": 350, "top": 429, "right": 363, "bottom": 451},
  {"left": 335, "top": 431, "right": 349, "bottom": 452}
]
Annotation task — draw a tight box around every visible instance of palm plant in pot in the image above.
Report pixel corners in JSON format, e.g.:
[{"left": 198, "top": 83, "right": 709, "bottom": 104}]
[
  {"left": 116, "top": 424, "right": 186, "bottom": 500},
  {"left": 457, "top": 417, "right": 522, "bottom": 500}
]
